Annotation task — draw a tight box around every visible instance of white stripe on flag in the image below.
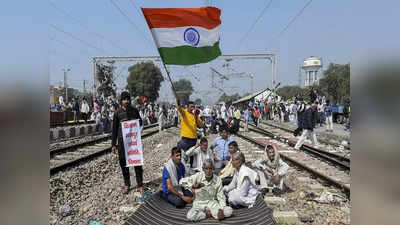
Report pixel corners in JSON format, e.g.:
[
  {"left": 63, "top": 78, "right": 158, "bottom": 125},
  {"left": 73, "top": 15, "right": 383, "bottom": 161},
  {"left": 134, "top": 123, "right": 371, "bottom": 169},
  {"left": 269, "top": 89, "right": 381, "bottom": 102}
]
[{"left": 150, "top": 25, "right": 221, "bottom": 48}]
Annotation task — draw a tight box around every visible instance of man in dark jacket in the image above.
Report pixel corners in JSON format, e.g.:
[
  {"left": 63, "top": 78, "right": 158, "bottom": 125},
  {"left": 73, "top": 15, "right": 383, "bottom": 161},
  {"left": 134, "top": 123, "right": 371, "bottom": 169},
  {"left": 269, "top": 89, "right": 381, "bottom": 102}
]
[
  {"left": 111, "top": 91, "right": 144, "bottom": 195},
  {"left": 294, "top": 103, "right": 319, "bottom": 149},
  {"left": 310, "top": 89, "right": 317, "bottom": 104},
  {"left": 72, "top": 98, "right": 80, "bottom": 123}
]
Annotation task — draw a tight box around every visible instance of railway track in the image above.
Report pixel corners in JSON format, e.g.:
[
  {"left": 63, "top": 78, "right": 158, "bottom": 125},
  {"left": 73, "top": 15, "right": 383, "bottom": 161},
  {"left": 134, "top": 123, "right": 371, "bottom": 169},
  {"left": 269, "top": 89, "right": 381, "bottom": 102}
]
[
  {"left": 248, "top": 124, "right": 350, "bottom": 170},
  {"left": 50, "top": 123, "right": 161, "bottom": 175},
  {"left": 49, "top": 132, "right": 108, "bottom": 145},
  {"left": 49, "top": 123, "right": 158, "bottom": 153},
  {"left": 259, "top": 120, "right": 350, "bottom": 150},
  {"left": 235, "top": 128, "right": 350, "bottom": 197},
  {"left": 50, "top": 120, "right": 96, "bottom": 128}
]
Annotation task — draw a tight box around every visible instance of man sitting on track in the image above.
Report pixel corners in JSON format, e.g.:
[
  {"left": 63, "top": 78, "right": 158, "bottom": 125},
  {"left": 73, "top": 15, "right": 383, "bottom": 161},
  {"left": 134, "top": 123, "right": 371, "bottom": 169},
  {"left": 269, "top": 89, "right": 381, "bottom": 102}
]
[
  {"left": 223, "top": 152, "right": 259, "bottom": 208},
  {"left": 210, "top": 126, "right": 235, "bottom": 174},
  {"left": 218, "top": 141, "right": 240, "bottom": 186},
  {"left": 184, "top": 137, "right": 214, "bottom": 176},
  {"left": 162, "top": 147, "right": 193, "bottom": 208},
  {"left": 180, "top": 159, "right": 233, "bottom": 222},
  {"left": 253, "top": 145, "right": 289, "bottom": 194}
]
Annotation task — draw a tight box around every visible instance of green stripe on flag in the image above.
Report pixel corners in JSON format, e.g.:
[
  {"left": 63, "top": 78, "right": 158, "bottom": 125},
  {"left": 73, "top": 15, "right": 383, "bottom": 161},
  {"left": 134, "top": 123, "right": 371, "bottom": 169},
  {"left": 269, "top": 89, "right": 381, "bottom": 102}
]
[{"left": 158, "top": 41, "right": 221, "bottom": 65}]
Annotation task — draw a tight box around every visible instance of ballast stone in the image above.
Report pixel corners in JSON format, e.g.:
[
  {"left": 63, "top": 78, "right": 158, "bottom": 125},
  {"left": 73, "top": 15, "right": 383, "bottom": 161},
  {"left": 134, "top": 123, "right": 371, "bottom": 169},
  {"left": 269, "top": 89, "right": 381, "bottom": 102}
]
[
  {"left": 273, "top": 211, "right": 300, "bottom": 225},
  {"left": 264, "top": 196, "right": 286, "bottom": 205}
]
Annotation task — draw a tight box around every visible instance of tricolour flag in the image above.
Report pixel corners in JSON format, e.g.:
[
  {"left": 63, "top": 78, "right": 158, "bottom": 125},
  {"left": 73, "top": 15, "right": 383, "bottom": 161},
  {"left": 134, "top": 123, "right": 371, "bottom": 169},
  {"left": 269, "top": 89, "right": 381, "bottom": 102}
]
[{"left": 142, "top": 7, "right": 221, "bottom": 65}]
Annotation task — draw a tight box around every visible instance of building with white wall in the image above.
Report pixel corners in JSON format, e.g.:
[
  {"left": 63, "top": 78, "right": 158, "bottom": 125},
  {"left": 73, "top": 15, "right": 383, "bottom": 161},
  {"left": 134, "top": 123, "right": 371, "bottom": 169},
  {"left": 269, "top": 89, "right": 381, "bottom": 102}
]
[{"left": 302, "top": 56, "right": 322, "bottom": 87}]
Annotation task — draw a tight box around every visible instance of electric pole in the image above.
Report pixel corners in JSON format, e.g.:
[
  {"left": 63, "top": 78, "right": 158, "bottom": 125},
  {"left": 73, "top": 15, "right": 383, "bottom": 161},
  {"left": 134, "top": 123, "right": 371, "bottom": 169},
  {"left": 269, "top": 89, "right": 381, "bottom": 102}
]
[
  {"left": 83, "top": 80, "right": 86, "bottom": 93},
  {"left": 62, "top": 68, "right": 71, "bottom": 102},
  {"left": 250, "top": 73, "right": 254, "bottom": 92},
  {"left": 298, "top": 66, "right": 302, "bottom": 87}
]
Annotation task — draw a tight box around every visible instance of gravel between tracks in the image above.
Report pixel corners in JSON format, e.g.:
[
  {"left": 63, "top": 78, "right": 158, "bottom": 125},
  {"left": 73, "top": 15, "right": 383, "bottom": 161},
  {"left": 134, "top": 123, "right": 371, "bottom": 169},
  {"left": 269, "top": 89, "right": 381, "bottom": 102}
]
[
  {"left": 49, "top": 126, "right": 350, "bottom": 225},
  {"left": 235, "top": 129, "right": 350, "bottom": 224},
  {"left": 49, "top": 133, "right": 110, "bottom": 151},
  {"left": 49, "top": 127, "right": 215, "bottom": 225},
  {"left": 276, "top": 168, "right": 351, "bottom": 224}
]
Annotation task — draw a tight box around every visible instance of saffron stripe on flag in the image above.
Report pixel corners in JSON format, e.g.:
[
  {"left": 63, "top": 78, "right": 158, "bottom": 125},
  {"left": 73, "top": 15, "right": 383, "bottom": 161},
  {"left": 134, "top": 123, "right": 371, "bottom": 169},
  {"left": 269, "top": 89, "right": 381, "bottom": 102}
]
[
  {"left": 158, "top": 41, "right": 221, "bottom": 65},
  {"left": 141, "top": 7, "right": 221, "bottom": 29}
]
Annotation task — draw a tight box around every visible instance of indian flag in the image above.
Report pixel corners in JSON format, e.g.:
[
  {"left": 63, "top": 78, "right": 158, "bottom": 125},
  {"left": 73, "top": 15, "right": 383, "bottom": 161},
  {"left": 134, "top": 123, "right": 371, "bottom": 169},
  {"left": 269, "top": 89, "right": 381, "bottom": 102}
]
[{"left": 141, "top": 7, "right": 221, "bottom": 65}]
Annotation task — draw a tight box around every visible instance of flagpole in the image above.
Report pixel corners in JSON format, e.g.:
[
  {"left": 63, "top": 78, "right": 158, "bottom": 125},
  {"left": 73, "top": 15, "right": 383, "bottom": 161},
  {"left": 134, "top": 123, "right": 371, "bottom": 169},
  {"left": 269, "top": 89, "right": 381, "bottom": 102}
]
[{"left": 161, "top": 62, "right": 178, "bottom": 100}]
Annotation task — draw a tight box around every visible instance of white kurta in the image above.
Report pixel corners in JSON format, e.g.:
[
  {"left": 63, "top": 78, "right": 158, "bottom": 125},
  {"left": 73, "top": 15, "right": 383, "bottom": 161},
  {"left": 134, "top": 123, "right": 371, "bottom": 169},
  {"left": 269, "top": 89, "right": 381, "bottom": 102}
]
[
  {"left": 223, "top": 165, "right": 259, "bottom": 208},
  {"left": 179, "top": 172, "right": 233, "bottom": 221},
  {"left": 254, "top": 158, "right": 289, "bottom": 190},
  {"left": 185, "top": 146, "right": 214, "bottom": 176},
  {"left": 158, "top": 109, "right": 165, "bottom": 131},
  {"left": 220, "top": 105, "right": 227, "bottom": 122}
]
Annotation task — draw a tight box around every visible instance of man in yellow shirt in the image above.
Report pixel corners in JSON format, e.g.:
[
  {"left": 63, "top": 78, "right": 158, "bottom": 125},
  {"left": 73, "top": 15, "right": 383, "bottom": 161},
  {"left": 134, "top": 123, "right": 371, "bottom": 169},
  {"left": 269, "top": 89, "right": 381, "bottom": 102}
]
[{"left": 176, "top": 99, "right": 203, "bottom": 167}]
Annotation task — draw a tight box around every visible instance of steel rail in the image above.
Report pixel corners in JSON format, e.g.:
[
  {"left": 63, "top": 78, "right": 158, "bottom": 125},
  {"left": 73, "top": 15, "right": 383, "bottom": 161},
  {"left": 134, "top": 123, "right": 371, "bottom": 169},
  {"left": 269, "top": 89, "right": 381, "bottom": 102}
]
[
  {"left": 50, "top": 125, "right": 161, "bottom": 175},
  {"left": 241, "top": 119, "right": 350, "bottom": 162},
  {"left": 247, "top": 124, "right": 350, "bottom": 170},
  {"left": 50, "top": 135, "right": 110, "bottom": 157},
  {"left": 50, "top": 120, "right": 96, "bottom": 128},
  {"left": 235, "top": 132, "right": 350, "bottom": 198},
  {"left": 50, "top": 123, "right": 159, "bottom": 157},
  {"left": 259, "top": 120, "right": 350, "bottom": 149}
]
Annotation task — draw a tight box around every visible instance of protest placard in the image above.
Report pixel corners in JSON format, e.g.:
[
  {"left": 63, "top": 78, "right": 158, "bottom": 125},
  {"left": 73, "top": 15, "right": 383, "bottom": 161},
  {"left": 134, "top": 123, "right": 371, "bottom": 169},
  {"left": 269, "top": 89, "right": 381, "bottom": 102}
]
[{"left": 121, "top": 119, "right": 143, "bottom": 167}]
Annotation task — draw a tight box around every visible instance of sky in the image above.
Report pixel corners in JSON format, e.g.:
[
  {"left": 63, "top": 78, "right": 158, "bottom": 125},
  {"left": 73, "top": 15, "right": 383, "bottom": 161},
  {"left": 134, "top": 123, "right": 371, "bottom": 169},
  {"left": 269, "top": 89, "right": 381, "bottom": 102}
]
[{"left": 43, "top": 0, "right": 400, "bottom": 104}]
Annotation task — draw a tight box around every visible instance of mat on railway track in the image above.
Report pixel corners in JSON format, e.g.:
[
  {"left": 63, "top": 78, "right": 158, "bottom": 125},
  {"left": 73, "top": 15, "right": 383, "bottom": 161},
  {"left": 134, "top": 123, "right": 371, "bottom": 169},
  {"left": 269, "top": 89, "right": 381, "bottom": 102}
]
[{"left": 124, "top": 191, "right": 276, "bottom": 225}]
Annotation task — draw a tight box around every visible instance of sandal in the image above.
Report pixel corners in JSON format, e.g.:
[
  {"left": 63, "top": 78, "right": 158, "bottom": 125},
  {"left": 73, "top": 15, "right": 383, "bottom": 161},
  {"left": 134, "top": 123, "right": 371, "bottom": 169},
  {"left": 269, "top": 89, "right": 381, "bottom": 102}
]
[{"left": 123, "top": 186, "right": 130, "bottom": 194}]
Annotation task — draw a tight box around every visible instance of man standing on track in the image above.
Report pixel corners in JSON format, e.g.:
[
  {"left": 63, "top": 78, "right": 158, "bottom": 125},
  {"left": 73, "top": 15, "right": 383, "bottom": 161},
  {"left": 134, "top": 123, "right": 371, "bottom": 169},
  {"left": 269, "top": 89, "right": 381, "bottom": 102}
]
[
  {"left": 176, "top": 98, "right": 203, "bottom": 167},
  {"left": 244, "top": 107, "right": 250, "bottom": 132},
  {"left": 294, "top": 103, "right": 320, "bottom": 149},
  {"left": 111, "top": 91, "right": 145, "bottom": 196},
  {"left": 80, "top": 97, "right": 90, "bottom": 123}
]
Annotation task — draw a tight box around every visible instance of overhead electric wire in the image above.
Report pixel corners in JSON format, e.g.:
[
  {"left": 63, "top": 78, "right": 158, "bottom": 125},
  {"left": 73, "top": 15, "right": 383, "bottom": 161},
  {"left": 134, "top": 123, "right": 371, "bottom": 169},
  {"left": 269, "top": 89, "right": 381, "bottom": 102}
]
[
  {"left": 49, "top": 1, "right": 129, "bottom": 55},
  {"left": 50, "top": 24, "right": 111, "bottom": 55},
  {"left": 237, "top": 0, "right": 273, "bottom": 49},
  {"left": 49, "top": 50, "right": 82, "bottom": 65},
  {"left": 50, "top": 37, "right": 93, "bottom": 57},
  {"left": 127, "top": 0, "right": 151, "bottom": 33},
  {"left": 266, "top": 0, "right": 313, "bottom": 49},
  {"left": 109, "top": 0, "right": 153, "bottom": 47},
  {"left": 128, "top": 0, "right": 143, "bottom": 17}
]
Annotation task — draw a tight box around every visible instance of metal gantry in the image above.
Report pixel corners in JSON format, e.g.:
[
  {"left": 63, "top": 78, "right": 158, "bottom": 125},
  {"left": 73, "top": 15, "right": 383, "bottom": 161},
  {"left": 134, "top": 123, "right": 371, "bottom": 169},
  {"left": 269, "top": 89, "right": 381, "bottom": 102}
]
[{"left": 92, "top": 53, "right": 276, "bottom": 97}]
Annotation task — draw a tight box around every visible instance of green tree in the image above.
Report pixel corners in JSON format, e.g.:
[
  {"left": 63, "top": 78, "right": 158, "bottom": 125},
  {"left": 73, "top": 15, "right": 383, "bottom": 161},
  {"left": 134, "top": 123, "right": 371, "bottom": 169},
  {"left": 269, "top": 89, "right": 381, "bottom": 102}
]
[
  {"left": 126, "top": 61, "right": 164, "bottom": 102},
  {"left": 96, "top": 64, "right": 116, "bottom": 99},
  {"left": 319, "top": 63, "right": 350, "bottom": 104},
  {"left": 276, "top": 85, "right": 308, "bottom": 101},
  {"left": 217, "top": 93, "right": 241, "bottom": 105},
  {"left": 173, "top": 79, "right": 193, "bottom": 105}
]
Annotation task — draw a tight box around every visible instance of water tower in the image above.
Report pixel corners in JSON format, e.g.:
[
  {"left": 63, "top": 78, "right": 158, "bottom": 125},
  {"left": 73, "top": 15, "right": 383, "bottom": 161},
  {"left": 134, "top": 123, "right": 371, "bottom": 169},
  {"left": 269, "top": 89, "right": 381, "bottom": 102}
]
[{"left": 302, "top": 56, "right": 322, "bottom": 87}]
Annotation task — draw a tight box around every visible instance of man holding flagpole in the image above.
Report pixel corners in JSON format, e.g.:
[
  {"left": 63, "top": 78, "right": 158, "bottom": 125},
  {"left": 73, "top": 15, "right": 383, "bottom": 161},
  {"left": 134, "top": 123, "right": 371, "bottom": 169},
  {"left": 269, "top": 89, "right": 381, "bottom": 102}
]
[{"left": 175, "top": 99, "right": 202, "bottom": 161}]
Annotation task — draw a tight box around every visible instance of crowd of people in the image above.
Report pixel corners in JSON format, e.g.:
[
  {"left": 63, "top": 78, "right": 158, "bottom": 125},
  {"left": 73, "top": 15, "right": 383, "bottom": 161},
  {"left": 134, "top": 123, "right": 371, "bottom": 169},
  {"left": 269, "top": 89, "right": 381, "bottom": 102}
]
[
  {"left": 159, "top": 97, "right": 290, "bottom": 222},
  {"left": 108, "top": 87, "right": 351, "bottom": 222},
  {"left": 50, "top": 93, "right": 179, "bottom": 135},
  {"left": 111, "top": 91, "right": 293, "bottom": 222}
]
